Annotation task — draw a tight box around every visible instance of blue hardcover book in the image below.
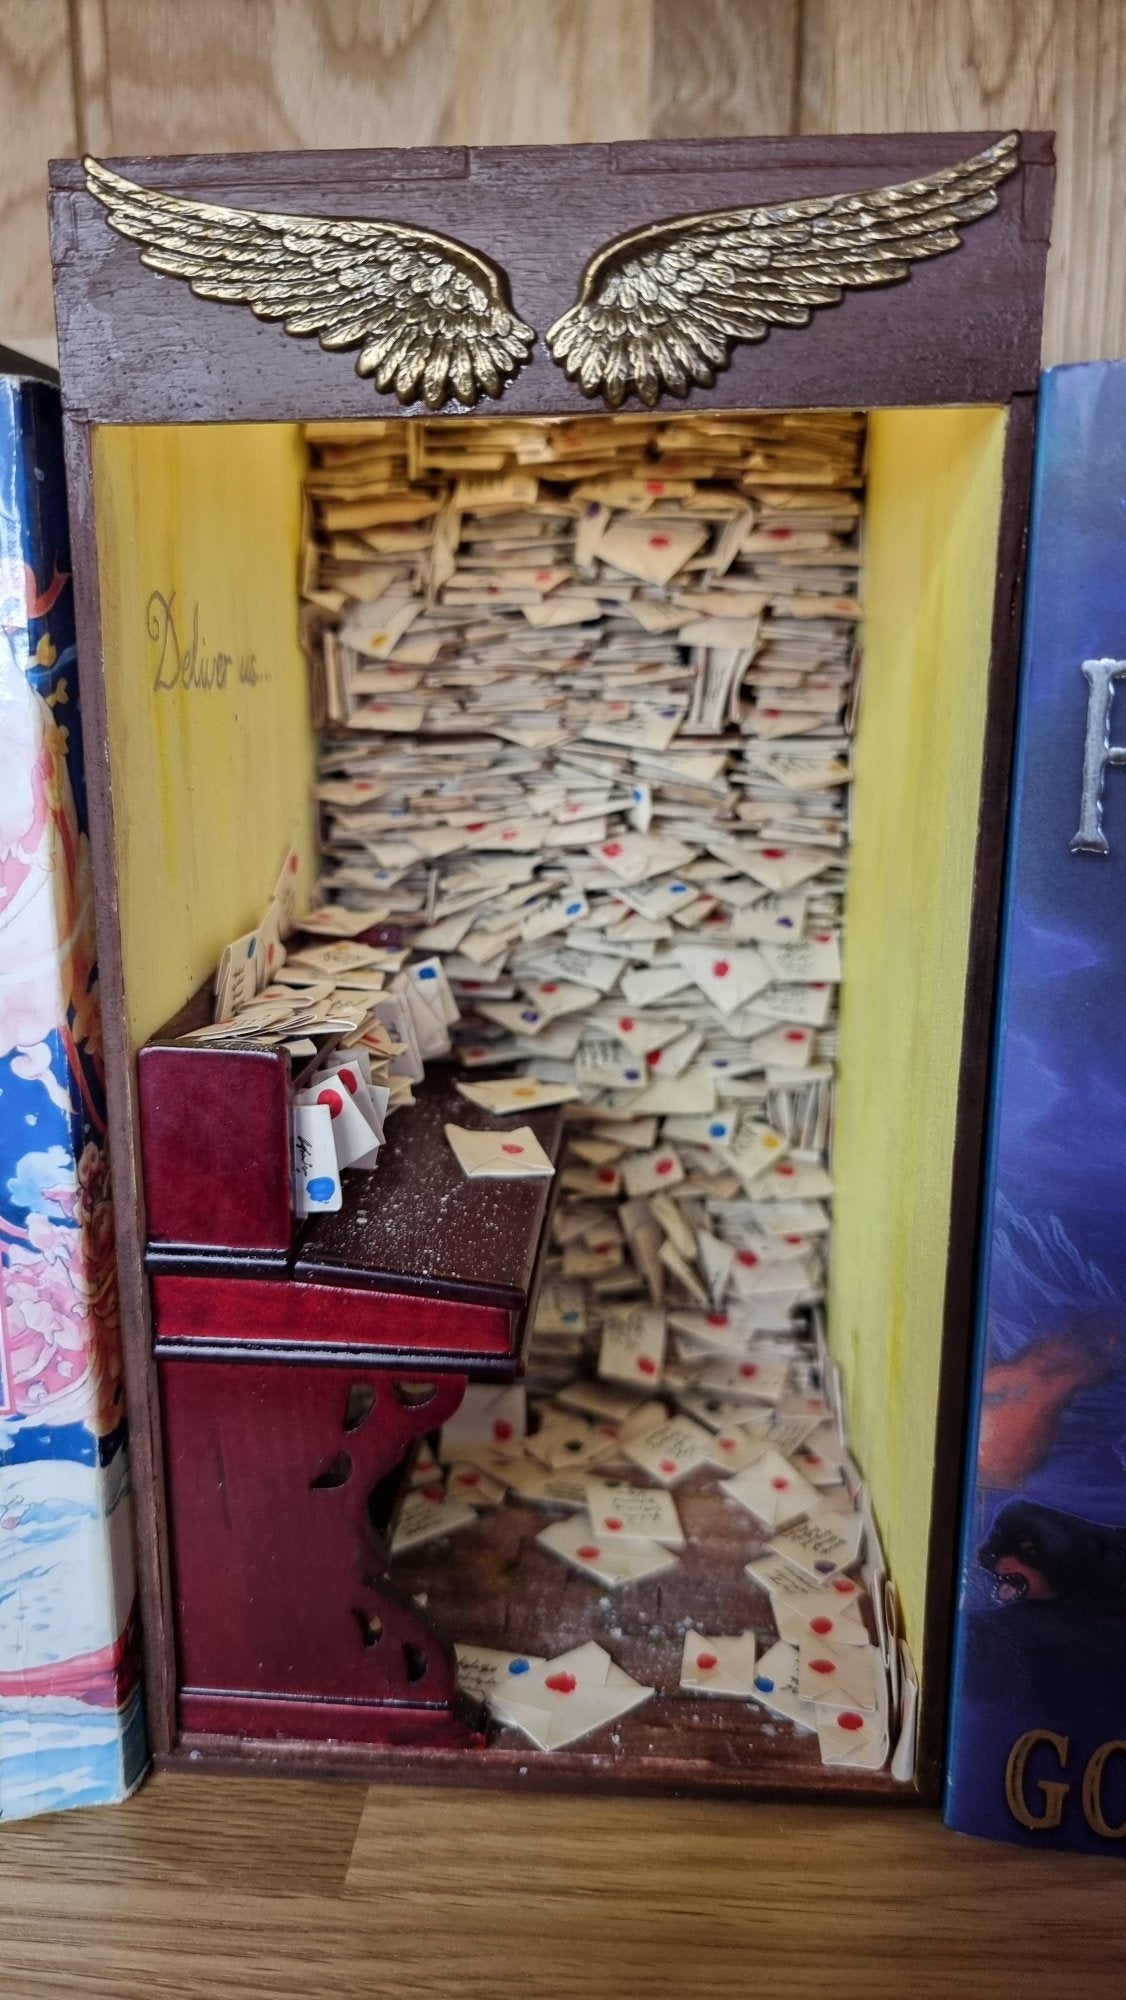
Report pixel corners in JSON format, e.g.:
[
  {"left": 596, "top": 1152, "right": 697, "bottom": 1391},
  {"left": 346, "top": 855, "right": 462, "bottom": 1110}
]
[
  {"left": 0, "top": 365, "right": 148, "bottom": 1817},
  {"left": 946, "top": 361, "right": 1126, "bottom": 1855}
]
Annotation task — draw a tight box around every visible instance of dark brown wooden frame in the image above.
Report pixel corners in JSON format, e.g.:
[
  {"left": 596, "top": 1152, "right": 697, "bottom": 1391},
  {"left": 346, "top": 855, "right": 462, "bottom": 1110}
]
[{"left": 48, "top": 131, "right": 1053, "bottom": 1805}]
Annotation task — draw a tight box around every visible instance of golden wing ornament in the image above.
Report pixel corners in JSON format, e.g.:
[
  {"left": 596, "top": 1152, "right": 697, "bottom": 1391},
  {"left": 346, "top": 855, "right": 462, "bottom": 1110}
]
[
  {"left": 83, "top": 157, "right": 535, "bottom": 410},
  {"left": 547, "top": 133, "right": 1020, "bottom": 408}
]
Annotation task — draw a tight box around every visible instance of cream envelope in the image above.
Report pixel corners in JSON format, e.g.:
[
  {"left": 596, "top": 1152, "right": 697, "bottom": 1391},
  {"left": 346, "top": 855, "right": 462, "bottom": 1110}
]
[
  {"left": 621, "top": 1415, "right": 714, "bottom": 1486},
  {"left": 370, "top": 995, "right": 424, "bottom": 1081},
  {"left": 455, "top": 1645, "right": 547, "bottom": 1708},
  {"left": 669, "top": 1305, "right": 757, "bottom": 1354},
  {"left": 339, "top": 595, "right": 422, "bottom": 658},
  {"left": 297, "top": 1074, "right": 380, "bottom": 1172},
  {"left": 768, "top": 1508, "right": 866, "bottom": 1582},
  {"left": 520, "top": 891, "right": 587, "bottom": 942},
  {"left": 620, "top": 964, "right": 693, "bottom": 1006},
  {"left": 513, "top": 1019, "right": 585, "bottom": 1060},
  {"left": 738, "top": 846, "right": 832, "bottom": 892},
  {"left": 621, "top": 1146, "right": 685, "bottom": 1198},
  {"left": 642, "top": 1028, "right": 704, "bottom": 1078},
  {"left": 532, "top": 1277, "right": 588, "bottom": 1335},
  {"left": 816, "top": 1705, "right": 890, "bottom": 1771},
  {"left": 214, "top": 928, "right": 263, "bottom": 1021},
  {"left": 562, "top": 1240, "right": 624, "bottom": 1279},
  {"left": 678, "top": 615, "right": 763, "bottom": 648},
  {"left": 503, "top": 1458, "right": 590, "bottom": 1509},
  {"left": 535, "top": 1514, "right": 680, "bottom": 1589},
  {"left": 696, "top": 1354, "right": 794, "bottom": 1406},
  {"left": 594, "top": 1009, "right": 688, "bottom": 1057},
  {"left": 755, "top": 1160, "right": 834, "bottom": 1202},
  {"left": 439, "top": 1382, "right": 527, "bottom": 1461},
  {"left": 288, "top": 936, "right": 390, "bottom": 976},
  {"left": 290, "top": 1101, "right": 343, "bottom": 1216},
  {"left": 700, "top": 1426, "right": 770, "bottom": 1474},
  {"left": 697, "top": 1230, "right": 735, "bottom": 1303},
  {"left": 300, "top": 903, "right": 395, "bottom": 937},
  {"left": 798, "top": 1422, "right": 850, "bottom": 1474},
  {"left": 408, "top": 1441, "right": 441, "bottom": 1491},
  {"left": 391, "top": 1484, "right": 477, "bottom": 1552},
  {"left": 524, "top": 1410, "right": 614, "bottom": 1471},
  {"left": 650, "top": 1191, "right": 695, "bottom": 1261},
  {"left": 455, "top": 1076, "right": 580, "bottom": 1114},
  {"left": 595, "top": 832, "right": 696, "bottom": 884},
  {"left": 521, "top": 594, "right": 603, "bottom": 627},
  {"left": 623, "top": 599, "right": 691, "bottom": 634},
  {"left": 624, "top": 877, "right": 703, "bottom": 921},
  {"left": 576, "top": 1038, "right": 648, "bottom": 1091},
  {"left": 569, "top": 1138, "right": 627, "bottom": 1169},
  {"left": 493, "top": 1641, "right": 655, "bottom": 1750},
  {"left": 529, "top": 945, "right": 624, "bottom": 993},
  {"left": 598, "top": 1304, "right": 667, "bottom": 1388},
  {"left": 522, "top": 978, "right": 602, "bottom": 1020},
  {"left": 662, "top": 1110, "right": 736, "bottom": 1149},
  {"left": 257, "top": 900, "right": 287, "bottom": 986},
  {"left": 746, "top": 1554, "right": 865, "bottom": 1614},
  {"left": 408, "top": 954, "right": 460, "bottom": 1025},
  {"left": 722, "top": 1450, "right": 820, "bottom": 1530},
  {"left": 444, "top": 1123, "right": 555, "bottom": 1179},
  {"left": 749, "top": 1199, "right": 830, "bottom": 1238},
  {"left": 584, "top": 1477, "right": 684, "bottom": 1547},
  {"left": 728, "top": 892, "right": 808, "bottom": 942},
  {"left": 477, "top": 998, "right": 553, "bottom": 1037},
  {"left": 794, "top": 1441, "right": 847, "bottom": 1490},
  {"left": 583, "top": 712, "right": 686, "bottom": 755},
  {"left": 268, "top": 844, "right": 301, "bottom": 937},
  {"left": 749, "top": 1023, "right": 814, "bottom": 1070},
  {"left": 561, "top": 1162, "right": 624, "bottom": 1199},
  {"left": 596, "top": 515, "right": 709, "bottom": 585},
  {"left": 445, "top": 1462, "right": 509, "bottom": 1510},
  {"left": 628, "top": 1071, "right": 718, "bottom": 1116},
  {"left": 674, "top": 945, "right": 770, "bottom": 1016},
  {"left": 762, "top": 932, "right": 842, "bottom": 983},
  {"left": 555, "top": 1379, "right": 646, "bottom": 1425},
  {"left": 617, "top": 1400, "right": 671, "bottom": 1442},
  {"left": 658, "top": 1241, "right": 708, "bottom": 1306},
  {"left": 679, "top": 1631, "right": 758, "bottom": 1697},
  {"left": 748, "top": 1640, "right": 816, "bottom": 1731},
  {"left": 797, "top": 1637, "right": 882, "bottom": 1714},
  {"left": 773, "top": 1596, "right": 868, "bottom": 1650},
  {"left": 725, "top": 1120, "right": 790, "bottom": 1183}
]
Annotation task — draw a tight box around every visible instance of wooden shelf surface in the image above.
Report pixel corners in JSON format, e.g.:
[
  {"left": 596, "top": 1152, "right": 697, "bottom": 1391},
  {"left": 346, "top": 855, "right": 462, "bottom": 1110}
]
[{"left": 1, "top": 1770, "right": 1122, "bottom": 1999}]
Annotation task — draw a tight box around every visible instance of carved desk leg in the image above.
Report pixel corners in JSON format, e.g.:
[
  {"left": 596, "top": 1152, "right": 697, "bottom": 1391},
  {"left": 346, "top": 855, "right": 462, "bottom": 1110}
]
[{"left": 158, "top": 1357, "right": 485, "bottom": 1747}]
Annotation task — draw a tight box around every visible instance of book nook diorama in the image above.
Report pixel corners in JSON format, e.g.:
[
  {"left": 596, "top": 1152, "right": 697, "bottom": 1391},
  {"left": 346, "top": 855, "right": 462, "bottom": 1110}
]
[{"left": 49, "top": 130, "right": 1052, "bottom": 1800}]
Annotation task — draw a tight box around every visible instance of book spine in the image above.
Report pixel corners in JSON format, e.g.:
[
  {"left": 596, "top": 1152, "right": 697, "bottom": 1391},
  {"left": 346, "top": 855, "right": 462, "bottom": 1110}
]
[
  {"left": 0, "top": 378, "right": 148, "bottom": 1820},
  {"left": 945, "top": 362, "right": 1126, "bottom": 1856}
]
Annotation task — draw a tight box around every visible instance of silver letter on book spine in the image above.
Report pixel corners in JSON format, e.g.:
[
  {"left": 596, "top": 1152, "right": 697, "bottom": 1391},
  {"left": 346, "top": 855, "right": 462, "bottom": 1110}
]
[{"left": 1071, "top": 659, "right": 1126, "bottom": 856}]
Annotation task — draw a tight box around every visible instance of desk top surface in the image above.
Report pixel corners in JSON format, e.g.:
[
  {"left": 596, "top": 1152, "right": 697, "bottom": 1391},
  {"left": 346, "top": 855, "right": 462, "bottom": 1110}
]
[{"left": 295, "top": 1068, "right": 563, "bottom": 1312}]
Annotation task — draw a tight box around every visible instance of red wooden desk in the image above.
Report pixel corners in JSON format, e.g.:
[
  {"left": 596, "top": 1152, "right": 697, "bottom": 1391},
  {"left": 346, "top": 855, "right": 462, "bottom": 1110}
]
[{"left": 139, "top": 1037, "right": 561, "bottom": 1749}]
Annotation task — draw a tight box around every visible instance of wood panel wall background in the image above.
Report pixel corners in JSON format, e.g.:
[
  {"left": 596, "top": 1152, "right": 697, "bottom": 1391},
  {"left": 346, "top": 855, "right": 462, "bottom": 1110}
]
[{"left": 0, "top": 0, "right": 1122, "bottom": 367}]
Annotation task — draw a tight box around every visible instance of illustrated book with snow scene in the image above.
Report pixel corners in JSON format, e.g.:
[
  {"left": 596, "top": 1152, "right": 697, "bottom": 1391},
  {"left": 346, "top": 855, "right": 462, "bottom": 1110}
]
[{"left": 0, "top": 364, "right": 147, "bottom": 1819}]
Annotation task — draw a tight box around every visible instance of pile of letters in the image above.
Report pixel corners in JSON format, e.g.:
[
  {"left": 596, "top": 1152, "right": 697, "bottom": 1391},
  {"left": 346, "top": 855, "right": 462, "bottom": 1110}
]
[{"left": 298, "top": 408, "right": 909, "bottom": 1769}]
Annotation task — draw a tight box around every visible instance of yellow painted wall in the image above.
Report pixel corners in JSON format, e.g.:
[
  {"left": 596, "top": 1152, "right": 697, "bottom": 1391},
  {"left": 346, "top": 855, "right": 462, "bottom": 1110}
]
[
  {"left": 830, "top": 405, "right": 1007, "bottom": 1680},
  {"left": 91, "top": 423, "right": 317, "bottom": 1048}
]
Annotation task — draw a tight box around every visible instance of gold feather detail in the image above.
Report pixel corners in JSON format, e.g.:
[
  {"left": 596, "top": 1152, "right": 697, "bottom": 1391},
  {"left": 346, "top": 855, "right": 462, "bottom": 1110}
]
[
  {"left": 83, "top": 157, "right": 535, "bottom": 411},
  {"left": 547, "top": 133, "right": 1021, "bottom": 407}
]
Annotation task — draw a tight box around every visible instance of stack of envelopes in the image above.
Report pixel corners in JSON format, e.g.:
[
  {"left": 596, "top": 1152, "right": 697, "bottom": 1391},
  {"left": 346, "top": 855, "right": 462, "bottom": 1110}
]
[
  {"left": 390, "top": 1366, "right": 895, "bottom": 1768},
  {"left": 301, "top": 410, "right": 904, "bottom": 1769},
  {"left": 177, "top": 857, "right": 461, "bottom": 1215}
]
